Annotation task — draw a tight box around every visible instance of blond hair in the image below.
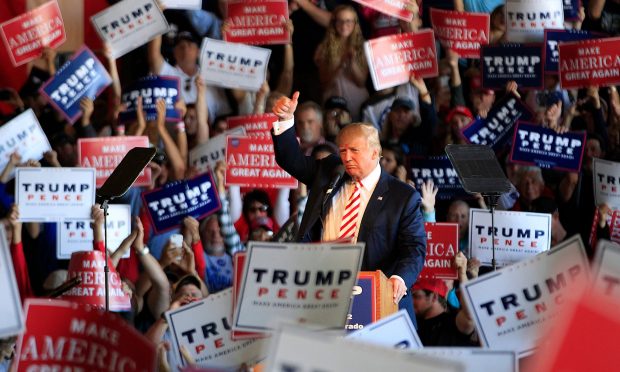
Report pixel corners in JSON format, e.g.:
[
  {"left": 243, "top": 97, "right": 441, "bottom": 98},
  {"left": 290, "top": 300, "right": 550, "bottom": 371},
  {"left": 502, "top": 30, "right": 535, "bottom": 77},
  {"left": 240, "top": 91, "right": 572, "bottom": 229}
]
[
  {"left": 316, "top": 5, "right": 367, "bottom": 74},
  {"left": 337, "top": 123, "right": 382, "bottom": 155}
]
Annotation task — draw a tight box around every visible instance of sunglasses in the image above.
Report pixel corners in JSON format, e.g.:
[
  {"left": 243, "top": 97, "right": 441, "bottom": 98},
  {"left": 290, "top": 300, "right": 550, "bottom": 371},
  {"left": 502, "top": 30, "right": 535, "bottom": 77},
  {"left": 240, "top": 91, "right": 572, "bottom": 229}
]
[{"left": 184, "top": 78, "right": 191, "bottom": 92}]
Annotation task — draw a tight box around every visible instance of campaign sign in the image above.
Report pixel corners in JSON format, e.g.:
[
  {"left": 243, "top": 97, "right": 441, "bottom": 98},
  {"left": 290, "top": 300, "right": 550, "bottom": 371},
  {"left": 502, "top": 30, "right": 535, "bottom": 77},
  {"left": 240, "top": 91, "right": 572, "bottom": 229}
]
[
  {"left": 0, "top": 109, "right": 51, "bottom": 180},
  {"left": 351, "top": 0, "right": 414, "bottom": 22},
  {"left": 461, "top": 93, "right": 534, "bottom": 151},
  {"left": 142, "top": 172, "right": 221, "bottom": 233},
  {"left": 199, "top": 38, "right": 271, "bottom": 91},
  {"left": 0, "top": 225, "right": 25, "bottom": 339},
  {"left": 265, "top": 325, "right": 462, "bottom": 372},
  {"left": 233, "top": 241, "right": 364, "bottom": 334},
  {"left": 593, "top": 158, "right": 620, "bottom": 210},
  {"left": 346, "top": 310, "right": 422, "bottom": 350},
  {"left": 610, "top": 211, "right": 620, "bottom": 244},
  {"left": 118, "top": 75, "right": 181, "bottom": 123},
  {"left": 16, "top": 167, "right": 96, "bottom": 222},
  {"left": 78, "top": 136, "right": 151, "bottom": 187},
  {"left": 232, "top": 252, "right": 265, "bottom": 340},
  {"left": 365, "top": 30, "right": 438, "bottom": 91},
  {"left": 510, "top": 122, "right": 586, "bottom": 172},
  {"left": 505, "top": 0, "right": 564, "bottom": 43},
  {"left": 543, "top": 29, "right": 601, "bottom": 74},
  {"left": 62, "top": 251, "right": 131, "bottom": 311},
  {"left": 559, "top": 36, "right": 620, "bottom": 90},
  {"left": 345, "top": 275, "right": 374, "bottom": 332},
  {"left": 91, "top": 0, "right": 169, "bottom": 58},
  {"left": 529, "top": 292, "right": 620, "bottom": 372},
  {"left": 15, "top": 299, "right": 156, "bottom": 371},
  {"left": 589, "top": 207, "right": 613, "bottom": 248},
  {"left": 462, "top": 235, "right": 590, "bottom": 355},
  {"left": 166, "top": 288, "right": 267, "bottom": 369},
  {"left": 57, "top": 204, "right": 132, "bottom": 260},
  {"left": 160, "top": 0, "right": 202, "bottom": 9},
  {"left": 0, "top": 0, "right": 65, "bottom": 66},
  {"left": 409, "top": 156, "right": 468, "bottom": 200},
  {"left": 563, "top": 0, "right": 581, "bottom": 21},
  {"left": 39, "top": 46, "right": 112, "bottom": 123},
  {"left": 430, "top": 9, "right": 490, "bottom": 59},
  {"left": 592, "top": 240, "right": 620, "bottom": 301},
  {"left": 469, "top": 208, "right": 551, "bottom": 266},
  {"left": 481, "top": 44, "right": 544, "bottom": 90},
  {"left": 225, "top": 136, "right": 298, "bottom": 189},
  {"left": 189, "top": 127, "right": 246, "bottom": 174},
  {"left": 227, "top": 113, "right": 277, "bottom": 138},
  {"left": 225, "top": 0, "right": 289, "bottom": 45},
  {"left": 414, "top": 349, "right": 517, "bottom": 372},
  {"left": 420, "top": 223, "right": 459, "bottom": 279}
]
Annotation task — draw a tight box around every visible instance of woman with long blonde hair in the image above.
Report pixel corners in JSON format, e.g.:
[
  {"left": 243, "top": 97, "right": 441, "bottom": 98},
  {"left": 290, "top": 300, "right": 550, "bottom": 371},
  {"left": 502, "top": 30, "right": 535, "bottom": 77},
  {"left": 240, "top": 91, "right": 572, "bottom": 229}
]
[{"left": 314, "top": 5, "right": 369, "bottom": 120}]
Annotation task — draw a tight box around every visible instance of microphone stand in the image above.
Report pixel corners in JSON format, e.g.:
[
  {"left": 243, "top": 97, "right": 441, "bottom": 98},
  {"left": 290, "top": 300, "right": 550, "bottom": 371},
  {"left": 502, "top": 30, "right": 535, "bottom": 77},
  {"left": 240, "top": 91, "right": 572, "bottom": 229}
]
[
  {"left": 100, "top": 199, "right": 112, "bottom": 312},
  {"left": 482, "top": 193, "right": 500, "bottom": 271}
]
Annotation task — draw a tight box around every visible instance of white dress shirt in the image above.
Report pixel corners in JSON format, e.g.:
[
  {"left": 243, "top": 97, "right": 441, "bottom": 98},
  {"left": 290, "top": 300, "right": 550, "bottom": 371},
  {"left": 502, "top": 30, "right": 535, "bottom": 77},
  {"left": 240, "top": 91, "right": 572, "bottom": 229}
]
[
  {"left": 322, "top": 163, "right": 381, "bottom": 242},
  {"left": 272, "top": 118, "right": 406, "bottom": 290}
]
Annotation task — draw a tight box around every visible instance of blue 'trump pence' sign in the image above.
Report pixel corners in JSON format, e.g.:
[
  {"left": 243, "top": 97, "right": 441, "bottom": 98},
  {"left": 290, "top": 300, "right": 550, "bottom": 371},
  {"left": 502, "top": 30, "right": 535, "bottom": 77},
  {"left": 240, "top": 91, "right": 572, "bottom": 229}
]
[
  {"left": 119, "top": 75, "right": 181, "bottom": 123},
  {"left": 40, "top": 46, "right": 112, "bottom": 123},
  {"left": 481, "top": 44, "right": 544, "bottom": 90},
  {"left": 142, "top": 171, "right": 221, "bottom": 232},
  {"left": 510, "top": 121, "right": 586, "bottom": 172},
  {"left": 409, "top": 156, "right": 468, "bottom": 200},
  {"left": 461, "top": 93, "right": 533, "bottom": 151}
]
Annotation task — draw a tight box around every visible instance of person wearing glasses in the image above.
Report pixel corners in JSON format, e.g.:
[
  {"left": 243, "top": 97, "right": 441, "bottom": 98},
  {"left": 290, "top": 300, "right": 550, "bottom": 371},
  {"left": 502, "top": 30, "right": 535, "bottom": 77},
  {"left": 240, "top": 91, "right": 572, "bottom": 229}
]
[
  {"left": 314, "top": 5, "right": 369, "bottom": 121},
  {"left": 233, "top": 189, "right": 280, "bottom": 243}
]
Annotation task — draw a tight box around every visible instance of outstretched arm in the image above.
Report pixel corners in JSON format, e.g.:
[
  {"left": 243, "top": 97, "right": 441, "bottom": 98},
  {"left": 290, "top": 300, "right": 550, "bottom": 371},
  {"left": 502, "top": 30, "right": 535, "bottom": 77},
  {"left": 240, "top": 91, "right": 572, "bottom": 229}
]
[{"left": 271, "top": 92, "right": 319, "bottom": 186}]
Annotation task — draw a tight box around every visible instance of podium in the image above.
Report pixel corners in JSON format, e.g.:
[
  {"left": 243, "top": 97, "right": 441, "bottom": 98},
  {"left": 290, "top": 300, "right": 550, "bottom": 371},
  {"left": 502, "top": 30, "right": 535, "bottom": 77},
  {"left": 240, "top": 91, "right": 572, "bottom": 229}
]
[{"left": 345, "top": 271, "right": 398, "bottom": 331}]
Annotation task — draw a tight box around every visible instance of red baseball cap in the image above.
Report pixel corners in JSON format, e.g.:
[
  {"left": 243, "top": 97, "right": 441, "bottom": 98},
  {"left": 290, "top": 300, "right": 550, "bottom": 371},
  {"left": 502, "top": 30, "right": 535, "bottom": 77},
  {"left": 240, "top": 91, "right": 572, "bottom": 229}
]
[
  {"left": 445, "top": 105, "right": 474, "bottom": 125},
  {"left": 412, "top": 278, "right": 448, "bottom": 298}
]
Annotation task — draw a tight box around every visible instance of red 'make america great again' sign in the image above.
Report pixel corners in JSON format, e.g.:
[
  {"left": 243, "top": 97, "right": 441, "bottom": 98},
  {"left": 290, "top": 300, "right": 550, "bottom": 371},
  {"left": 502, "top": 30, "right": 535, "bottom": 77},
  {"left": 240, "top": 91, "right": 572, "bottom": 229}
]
[
  {"left": 225, "top": 136, "right": 297, "bottom": 189},
  {"left": 224, "top": 0, "right": 289, "bottom": 45},
  {"left": 0, "top": 0, "right": 66, "bottom": 66},
  {"left": 430, "top": 8, "right": 490, "bottom": 58},
  {"left": 365, "top": 29, "right": 438, "bottom": 91},
  {"left": 15, "top": 299, "right": 155, "bottom": 371},
  {"left": 559, "top": 36, "right": 620, "bottom": 89}
]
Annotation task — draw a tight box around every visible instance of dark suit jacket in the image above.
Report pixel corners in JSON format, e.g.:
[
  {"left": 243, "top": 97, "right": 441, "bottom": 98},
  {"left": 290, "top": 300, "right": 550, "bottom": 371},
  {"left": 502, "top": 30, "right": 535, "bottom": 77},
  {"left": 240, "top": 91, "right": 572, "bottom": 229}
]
[{"left": 273, "top": 126, "right": 427, "bottom": 315}]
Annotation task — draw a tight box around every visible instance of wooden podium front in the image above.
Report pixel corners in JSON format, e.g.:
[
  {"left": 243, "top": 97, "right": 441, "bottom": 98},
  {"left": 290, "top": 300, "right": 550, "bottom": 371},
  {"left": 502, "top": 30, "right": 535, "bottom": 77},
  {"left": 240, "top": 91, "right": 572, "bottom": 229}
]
[{"left": 345, "top": 270, "right": 398, "bottom": 331}]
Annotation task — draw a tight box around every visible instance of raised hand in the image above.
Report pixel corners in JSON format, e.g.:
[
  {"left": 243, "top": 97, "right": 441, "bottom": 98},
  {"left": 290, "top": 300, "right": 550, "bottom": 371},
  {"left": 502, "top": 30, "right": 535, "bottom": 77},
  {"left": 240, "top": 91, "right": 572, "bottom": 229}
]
[{"left": 273, "top": 91, "right": 300, "bottom": 121}]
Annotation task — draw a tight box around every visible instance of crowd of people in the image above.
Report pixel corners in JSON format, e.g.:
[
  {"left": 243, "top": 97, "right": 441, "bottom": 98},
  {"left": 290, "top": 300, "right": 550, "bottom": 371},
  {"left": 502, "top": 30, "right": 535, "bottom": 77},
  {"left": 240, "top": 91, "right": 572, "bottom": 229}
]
[{"left": 1, "top": 0, "right": 619, "bottom": 370}]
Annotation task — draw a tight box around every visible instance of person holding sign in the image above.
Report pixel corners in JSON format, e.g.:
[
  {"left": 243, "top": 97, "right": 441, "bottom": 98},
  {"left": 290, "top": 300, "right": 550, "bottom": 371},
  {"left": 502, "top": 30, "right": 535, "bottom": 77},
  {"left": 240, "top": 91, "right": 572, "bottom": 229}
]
[
  {"left": 412, "top": 252, "right": 476, "bottom": 346},
  {"left": 314, "top": 5, "right": 369, "bottom": 121},
  {"left": 272, "top": 92, "right": 426, "bottom": 324}
]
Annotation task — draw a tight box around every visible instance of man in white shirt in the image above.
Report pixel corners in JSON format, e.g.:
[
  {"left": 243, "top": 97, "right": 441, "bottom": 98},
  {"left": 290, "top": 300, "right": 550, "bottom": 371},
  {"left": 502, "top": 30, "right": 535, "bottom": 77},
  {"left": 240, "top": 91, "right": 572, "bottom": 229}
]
[
  {"left": 147, "top": 31, "right": 231, "bottom": 124},
  {"left": 271, "top": 92, "right": 427, "bottom": 324}
]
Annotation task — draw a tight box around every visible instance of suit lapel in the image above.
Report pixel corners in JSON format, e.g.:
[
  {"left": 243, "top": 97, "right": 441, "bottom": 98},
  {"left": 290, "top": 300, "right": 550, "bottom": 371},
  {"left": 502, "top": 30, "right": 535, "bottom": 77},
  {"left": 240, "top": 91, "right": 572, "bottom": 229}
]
[{"left": 358, "top": 170, "right": 390, "bottom": 241}]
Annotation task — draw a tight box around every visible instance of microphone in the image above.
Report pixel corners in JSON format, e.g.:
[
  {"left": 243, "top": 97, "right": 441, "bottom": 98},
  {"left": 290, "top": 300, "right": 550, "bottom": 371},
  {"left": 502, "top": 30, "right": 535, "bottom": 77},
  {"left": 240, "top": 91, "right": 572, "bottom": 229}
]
[{"left": 322, "top": 164, "right": 345, "bottom": 208}]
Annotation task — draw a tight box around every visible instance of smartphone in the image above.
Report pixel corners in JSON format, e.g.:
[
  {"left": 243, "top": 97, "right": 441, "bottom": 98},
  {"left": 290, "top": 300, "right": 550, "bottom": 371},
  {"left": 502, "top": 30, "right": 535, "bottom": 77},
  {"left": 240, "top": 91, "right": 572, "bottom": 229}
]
[{"left": 170, "top": 234, "right": 183, "bottom": 248}]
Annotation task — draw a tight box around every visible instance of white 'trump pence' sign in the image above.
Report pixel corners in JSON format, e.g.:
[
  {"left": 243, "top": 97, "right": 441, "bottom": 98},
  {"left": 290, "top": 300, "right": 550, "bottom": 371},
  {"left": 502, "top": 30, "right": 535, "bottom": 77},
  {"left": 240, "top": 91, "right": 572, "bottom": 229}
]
[
  {"left": 462, "top": 235, "right": 589, "bottom": 355},
  {"left": 469, "top": 208, "right": 551, "bottom": 266},
  {"left": 166, "top": 288, "right": 267, "bottom": 369},
  {"left": 91, "top": 0, "right": 169, "bottom": 58},
  {"left": 16, "top": 167, "right": 96, "bottom": 222},
  {"left": 233, "top": 241, "right": 364, "bottom": 334}
]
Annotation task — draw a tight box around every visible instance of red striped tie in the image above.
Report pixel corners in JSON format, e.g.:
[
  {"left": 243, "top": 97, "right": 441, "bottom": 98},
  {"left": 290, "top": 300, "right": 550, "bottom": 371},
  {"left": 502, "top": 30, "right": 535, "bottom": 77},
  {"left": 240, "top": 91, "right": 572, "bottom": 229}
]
[{"left": 338, "top": 181, "right": 361, "bottom": 241}]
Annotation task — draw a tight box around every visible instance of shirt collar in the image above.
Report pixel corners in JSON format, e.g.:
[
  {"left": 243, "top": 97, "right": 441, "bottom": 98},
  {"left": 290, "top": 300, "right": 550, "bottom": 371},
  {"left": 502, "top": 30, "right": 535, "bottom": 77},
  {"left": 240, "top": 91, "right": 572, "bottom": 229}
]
[{"left": 357, "top": 162, "right": 381, "bottom": 191}]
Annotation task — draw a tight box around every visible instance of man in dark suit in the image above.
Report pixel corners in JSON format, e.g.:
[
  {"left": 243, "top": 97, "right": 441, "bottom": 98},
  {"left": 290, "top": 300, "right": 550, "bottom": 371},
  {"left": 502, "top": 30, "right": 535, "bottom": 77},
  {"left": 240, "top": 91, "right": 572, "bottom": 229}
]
[{"left": 271, "top": 92, "right": 426, "bottom": 323}]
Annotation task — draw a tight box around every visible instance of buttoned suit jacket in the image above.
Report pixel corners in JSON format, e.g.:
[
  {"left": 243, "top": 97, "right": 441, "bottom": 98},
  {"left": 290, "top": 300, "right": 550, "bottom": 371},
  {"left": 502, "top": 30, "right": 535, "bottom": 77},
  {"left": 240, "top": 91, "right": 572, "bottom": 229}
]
[{"left": 272, "top": 126, "right": 427, "bottom": 292}]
